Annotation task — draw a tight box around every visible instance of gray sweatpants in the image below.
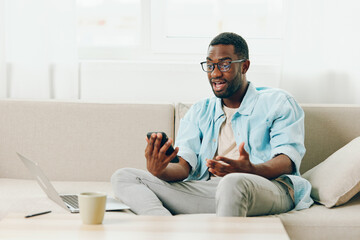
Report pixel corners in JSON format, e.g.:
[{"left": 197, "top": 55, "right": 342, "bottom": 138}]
[{"left": 111, "top": 168, "right": 294, "bottom": 217}]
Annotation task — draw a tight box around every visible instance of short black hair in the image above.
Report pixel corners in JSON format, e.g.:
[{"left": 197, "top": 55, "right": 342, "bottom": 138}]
[{"left": 209, "top": 32, "right": 249, "bottom": 59}]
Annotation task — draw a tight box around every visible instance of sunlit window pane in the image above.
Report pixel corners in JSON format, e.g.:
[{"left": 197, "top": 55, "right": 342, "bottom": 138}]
[
  {"left": 164, "top": 0, "right": 284, "bottom": 39},
  {"left": 222, "top": 0, "right": 284, "bottom": 38},
  {"left": 165, "top": 0, "right": 216, "bottom": 38},
  {"left": 77, "top": 0, "right": 141, "bottom": 47}
]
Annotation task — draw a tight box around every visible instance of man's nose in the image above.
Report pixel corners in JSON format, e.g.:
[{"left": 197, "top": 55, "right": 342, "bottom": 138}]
[{"left": 210, "top": 64, "right": 223, "bottom": 78}]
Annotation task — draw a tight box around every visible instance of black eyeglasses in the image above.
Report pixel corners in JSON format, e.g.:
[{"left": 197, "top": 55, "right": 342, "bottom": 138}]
[{"left": 200, "top": 59, "right": 246, "bottom": 73}]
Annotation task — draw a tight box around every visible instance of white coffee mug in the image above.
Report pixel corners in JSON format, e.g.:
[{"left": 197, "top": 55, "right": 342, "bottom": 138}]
[{"left": 78, "top": 192, "right": 107, "bottom": 225}]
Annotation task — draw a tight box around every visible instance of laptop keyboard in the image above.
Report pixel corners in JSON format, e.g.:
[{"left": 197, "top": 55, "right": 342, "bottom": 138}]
[{"left": 60, "top": 195, "right": 79, "bottom": 209}]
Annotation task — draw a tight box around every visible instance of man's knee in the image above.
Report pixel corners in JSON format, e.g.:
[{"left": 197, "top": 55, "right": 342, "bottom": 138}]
[
  {"left": 111, "top": 168, "right": 144, "bottom": 187},
  {"left": 215, "top": 173, "right": 258, "bottom": 216},
  {"left": 216, "top": 173, "right": 256, "bottom": 198}
]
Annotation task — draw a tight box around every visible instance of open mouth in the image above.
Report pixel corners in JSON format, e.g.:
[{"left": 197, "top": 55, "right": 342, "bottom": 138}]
[{"left": 212, "top": 80, "right": 227, "bottom": 92}]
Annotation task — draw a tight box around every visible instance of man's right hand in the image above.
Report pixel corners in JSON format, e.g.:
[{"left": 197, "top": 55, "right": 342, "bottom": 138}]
[{"left": 145, "top": 132, "right": 179, "bottom": 178}]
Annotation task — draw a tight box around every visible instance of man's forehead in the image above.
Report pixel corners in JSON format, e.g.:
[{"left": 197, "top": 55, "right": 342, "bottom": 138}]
[{"left": 207, "top": 44, "right": 236, "bottom": 60}]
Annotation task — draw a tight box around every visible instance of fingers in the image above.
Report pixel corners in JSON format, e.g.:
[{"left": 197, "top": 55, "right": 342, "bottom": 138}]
[
  {"left": 152, "top": 132, "right": 163, "bottom": 155},
  {"left": 166, "top": 146, "right": 179, "bottom": 163},
  {"left": 206, "top": 143, "right": 250, "bottom": 176},
  {"left": 145, "top": 133, "right": 156, "bottom": 159},
  {"left": 239, "top": 142, "right": 249, "bottom": 158},
  {"left": 206, "top": 159, "right": 230, "bottom": 168},
  {"left": 207, "top": 161, "right": 228, "bottom": 177},
  {"left": 215, "top": 156, "right": 234, "bottom": 165},
  {"left": 145, "top": 133, "right": 178, "bottom": 164},
  {"left": 206, "top": 158, "right": 230, "bottom": 176},
  {"left": 158, "top": 138, "right": 178, "bottom": 163},
  {"left": 208, "top": 168, "right": 226, "bottom": 177},
  {"left": 158, "top": 136, "right": 170, "bottom": 160}
]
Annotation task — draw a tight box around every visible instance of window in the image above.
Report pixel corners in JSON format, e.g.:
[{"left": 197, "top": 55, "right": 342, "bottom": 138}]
[
  {"left": 77, "top": 0, "right": 142, "bottom": 59},
  {"left": 151, "top": 0, "right": 286, "bottom": 59},
  {"left": 77, "top": 0, "right": 286, "bottom": 61}
]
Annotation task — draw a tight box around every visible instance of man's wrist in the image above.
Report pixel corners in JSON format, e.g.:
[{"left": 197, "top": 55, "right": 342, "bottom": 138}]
[{"left": 248, "top": 162, "right": 258, "bottom": 175}]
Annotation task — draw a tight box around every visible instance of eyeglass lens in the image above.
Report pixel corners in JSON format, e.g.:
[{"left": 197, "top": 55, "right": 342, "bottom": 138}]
[{"left": 203, "top": 61, "right": 232, "bottom": 72}]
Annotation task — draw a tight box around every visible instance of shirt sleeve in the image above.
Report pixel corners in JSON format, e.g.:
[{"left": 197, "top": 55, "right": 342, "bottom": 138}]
[
  {"left": 174, "top": 103, "right": 203, "bottom": 177},
  {"left": 269, "top": 95, "right": 306, "bottom": 176}
]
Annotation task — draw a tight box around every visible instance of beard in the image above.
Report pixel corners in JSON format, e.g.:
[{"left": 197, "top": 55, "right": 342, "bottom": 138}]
[{"left": 210, "top": 73, "right": 243, "bottom": 99}]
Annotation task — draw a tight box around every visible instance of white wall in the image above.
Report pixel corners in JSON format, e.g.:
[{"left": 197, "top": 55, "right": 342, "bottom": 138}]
[
  {"left": 79, "top": 61, "right": 282, "bottom": 103},
  {"left": 281, "top": 0, "right": 360, "bottom": 104},
  {"left": 3, "top": 0, "right": 78, "bottom": 99},
  {"left": 0, "top": 0, "right": 6, "bottom": 97},
  {"left": 1, "top": 0, "right": 360, "bottom": 104}
]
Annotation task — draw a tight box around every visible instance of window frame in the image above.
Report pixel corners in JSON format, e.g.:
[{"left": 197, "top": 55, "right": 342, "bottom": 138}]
[{"left": 78, "top": 0, "right": 289, "bottom": 64}]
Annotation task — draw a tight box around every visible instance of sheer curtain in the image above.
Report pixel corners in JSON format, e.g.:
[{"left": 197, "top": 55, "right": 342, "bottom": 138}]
[
  {"left": 1, "top": 0, "right": 359, "bottom": 103},
  {"left": 281, "top": 0, "right": 360, "bottom": 104},
  {"left": 0, "top": 0, "right": 6, "bottom": 97},
  {"left": 3, "top": 0, "right": 78, "bottom": 99}
]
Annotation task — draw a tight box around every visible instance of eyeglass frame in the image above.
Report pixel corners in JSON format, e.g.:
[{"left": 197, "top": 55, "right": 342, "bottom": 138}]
[{"left": 200, "top": 59, "right": 247, "bottom": 73}]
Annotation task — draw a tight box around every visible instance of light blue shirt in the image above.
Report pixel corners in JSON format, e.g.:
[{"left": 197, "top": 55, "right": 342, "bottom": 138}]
[{"left": 175, "top": 82, "right": 313, "bottom": 211}]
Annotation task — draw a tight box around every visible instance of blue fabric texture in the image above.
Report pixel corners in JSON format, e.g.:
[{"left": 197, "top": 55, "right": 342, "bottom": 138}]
[{"left": 175, "top": 82, "right": 313, "bottom": 210}]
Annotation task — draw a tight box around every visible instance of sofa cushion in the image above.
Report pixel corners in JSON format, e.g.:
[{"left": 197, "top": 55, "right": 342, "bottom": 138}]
[
  {"left": 303, "top": 137, "right": 360, "bottom": 208},
  {"left": 300, "top": 105, "right": 360, "bottom": 174},
  {"left": 175, "top": 103, "right": 192, "bottom": 138},
  {"left": 275, "top": 193, "right": 360, "bottom": 240}
]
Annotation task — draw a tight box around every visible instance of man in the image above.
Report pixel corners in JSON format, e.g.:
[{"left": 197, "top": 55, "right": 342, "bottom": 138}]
[{"left": 111, "top": 32, "right": 313, "bottom": 216}]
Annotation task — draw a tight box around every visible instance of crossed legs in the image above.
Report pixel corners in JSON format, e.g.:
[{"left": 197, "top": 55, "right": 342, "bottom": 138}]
[{"left": 111, "top": 168, "right": 294, "bottom": 216}]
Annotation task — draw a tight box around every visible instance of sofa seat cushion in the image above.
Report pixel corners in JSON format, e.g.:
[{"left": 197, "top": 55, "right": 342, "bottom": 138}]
[
  {"left": 0, "top": 178, "right": 132, "bottom": 220},
  {"left": 274, "top": 193, "right": 360, "bottom": 240}
]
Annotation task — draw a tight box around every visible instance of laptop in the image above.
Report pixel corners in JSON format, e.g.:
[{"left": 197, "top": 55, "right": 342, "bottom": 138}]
[{"left": 17, "top": 153, "right": 130, "bottom": 213}]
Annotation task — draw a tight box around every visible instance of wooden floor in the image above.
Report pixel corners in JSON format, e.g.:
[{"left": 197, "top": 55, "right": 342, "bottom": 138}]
[{"left": 0, "top": 213, "right": 289, "bottom": 240}]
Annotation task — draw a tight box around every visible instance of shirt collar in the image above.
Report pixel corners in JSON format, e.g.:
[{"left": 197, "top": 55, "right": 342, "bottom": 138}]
[
  {"left": 237, "top": 82, "right": 258, "bottom": 116},
  {"left": 214, "top": 81, "right": 258, "bottom": 120},
  {"left": 214, "top": 98, "right": 224, "bottom": 121}
]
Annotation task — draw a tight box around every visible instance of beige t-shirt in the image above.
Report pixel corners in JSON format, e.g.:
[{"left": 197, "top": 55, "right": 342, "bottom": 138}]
[
  {"left": 213, "top": 104, "right": 295, "bottom": 200},
  {"left": 215, "top": 104, "right": 240, "bottom": 160}
]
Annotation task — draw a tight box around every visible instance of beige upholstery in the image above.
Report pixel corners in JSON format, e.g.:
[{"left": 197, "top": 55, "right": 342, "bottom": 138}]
[
  {"left": 275, "top": 193, "right": 360, "bottom": 240},
  {"left": 1, "top": 99, "right": 360, "bottom": 240},
  {"left": 301, "top": 104, "right": 360, "bottom": 173},
  {"left": 0, "top": 100, "right": 174, "bottom": 181}
]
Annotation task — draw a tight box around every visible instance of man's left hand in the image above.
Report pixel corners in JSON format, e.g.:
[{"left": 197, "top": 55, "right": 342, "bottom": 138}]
[{"left": 206, "top": 142, "right": 255, "bottom": 177}]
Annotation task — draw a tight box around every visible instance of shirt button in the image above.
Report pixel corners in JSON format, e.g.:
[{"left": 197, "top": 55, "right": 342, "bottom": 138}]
[{"left": 213, "top": 139, "right": 216, "bottom": 142}]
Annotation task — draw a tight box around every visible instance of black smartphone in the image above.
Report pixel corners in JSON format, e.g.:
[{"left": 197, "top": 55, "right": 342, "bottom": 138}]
[{"left": 146, "top": 132, "right": 179, "bottom": 163}]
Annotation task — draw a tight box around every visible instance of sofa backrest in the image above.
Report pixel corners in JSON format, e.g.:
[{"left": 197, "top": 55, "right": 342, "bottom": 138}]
[
  {"left": 1, "top": 100, "right": 359, "bottom": 181},
  {"left": 175, "top": 103, "right": 360, "bottom": 174},
  {"left": 301, "top": 104, "right": 360, "bottom": 173},
  {"left": 0, "top": 100, "right": 174, "bottom": 181}
]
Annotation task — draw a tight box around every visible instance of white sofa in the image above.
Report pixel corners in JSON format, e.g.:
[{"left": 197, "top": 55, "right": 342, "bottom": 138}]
[{"left": 1, "top": 99, "right": 360, "bottom": 240}]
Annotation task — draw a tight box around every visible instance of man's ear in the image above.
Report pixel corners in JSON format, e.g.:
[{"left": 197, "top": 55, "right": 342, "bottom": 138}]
[{"left": 242, "top": 60, "right": 250, "bottom": 74}]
